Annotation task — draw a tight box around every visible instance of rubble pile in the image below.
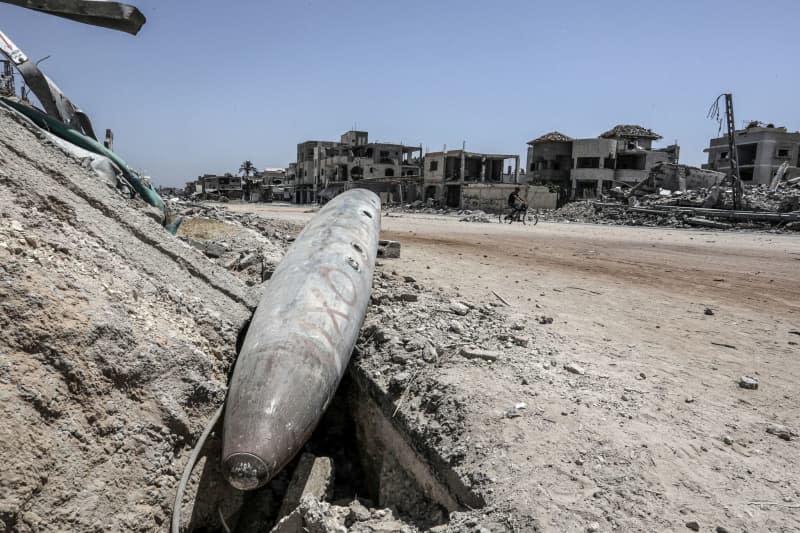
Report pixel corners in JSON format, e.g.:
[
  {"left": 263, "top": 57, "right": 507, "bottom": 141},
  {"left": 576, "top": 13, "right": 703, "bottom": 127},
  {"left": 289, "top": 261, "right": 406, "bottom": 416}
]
[
  {"left": 545, "top": 181, "right": 800, "bottom": 230},
  {"left": 0, "top": 104, "right": 456, "bottom": 532},
  {"left": 172, "top": 202, "right": 300, "bottom": 286},
  {"left": 458, "top": 210, "right": 492, "bottom": 223},
  {"left": 0, "top": 104, "right": 260, "bottom": 531},
  {"left": 344, "top": 269, "right": 548, "bottom": 532}
]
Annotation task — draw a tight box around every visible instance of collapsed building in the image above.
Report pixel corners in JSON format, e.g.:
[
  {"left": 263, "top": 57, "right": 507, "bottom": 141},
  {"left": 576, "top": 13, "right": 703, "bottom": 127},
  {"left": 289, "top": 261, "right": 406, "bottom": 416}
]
[
  {"left": 294, "top": 130, "right": 423, "bottom": 204},
  {"left": 526, "top": 125, "right": 679, "bottom": 202},
  {"left": 703, "top": 121, "right": 800, "bottom": 184},
  {"left": 422, "top": 149, "right": 520, "bottom": 208}
]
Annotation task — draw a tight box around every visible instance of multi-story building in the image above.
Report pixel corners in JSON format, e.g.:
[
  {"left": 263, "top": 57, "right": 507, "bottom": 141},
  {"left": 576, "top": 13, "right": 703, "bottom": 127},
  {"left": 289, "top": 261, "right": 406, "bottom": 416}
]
[
  {"left": 526, "top": 125, "right": 679, "bottom": 200},
  {"left": 422, "top": 149, "right": 520, "bottom": 208},
  {"left": 293, "top": 130, "right": 422, "bottom": 204},
  {"left": 703, "top": 122, "right": 800, "bottom": 184}
]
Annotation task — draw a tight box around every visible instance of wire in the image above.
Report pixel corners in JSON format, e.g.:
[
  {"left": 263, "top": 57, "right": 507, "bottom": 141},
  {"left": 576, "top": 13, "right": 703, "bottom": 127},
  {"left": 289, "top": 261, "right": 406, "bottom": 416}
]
[{"left": 171, "top": 403, "right": 224, "bottom": 533}]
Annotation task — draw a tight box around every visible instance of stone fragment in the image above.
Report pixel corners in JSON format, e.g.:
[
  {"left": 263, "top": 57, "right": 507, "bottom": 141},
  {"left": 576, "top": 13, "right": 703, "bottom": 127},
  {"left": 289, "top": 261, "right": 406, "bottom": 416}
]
[
  {"left": 449, "top": 321, "right": 464, "bottom": 334},
  {"left": 685, "top": 521, "right": 700, "bottom": 531},
  {"left": 347, "top": 499, "right": 371, "bottom": 523},
  {"left": 377, "top": 240, "right": 401, "bottom": 259},
  {"left": 459, "top": 347, "right": 501, "bottom": 362},
  {"left": 512, "top": 335, "right": 531, "bottom": 347},
  {"left": 278, "top": 454, "right": 334, "bottom": 518},
  {"left": 204, "top": 242, "right": 226, "bottom": 258},
  {"left": 564, "top": 362, "right": 585, "bottom": 375},
  {"left": 739, "top": 376, "right": 758, "bottom": 390},
  {"left": 766, "top": 423, "right": 797, "bottom": 441},
  {"left": 449, "top": 301, "right": 470, "bottom": 316},
  {"left": 397, "top": 293, "right": 418, "bottom": 302}
]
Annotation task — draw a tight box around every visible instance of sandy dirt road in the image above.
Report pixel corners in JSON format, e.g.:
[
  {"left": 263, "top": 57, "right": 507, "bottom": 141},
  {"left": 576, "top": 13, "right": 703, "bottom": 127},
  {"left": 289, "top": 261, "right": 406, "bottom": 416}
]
[{"left": 228, "top": 203, "right": 800, "bottom": 532}]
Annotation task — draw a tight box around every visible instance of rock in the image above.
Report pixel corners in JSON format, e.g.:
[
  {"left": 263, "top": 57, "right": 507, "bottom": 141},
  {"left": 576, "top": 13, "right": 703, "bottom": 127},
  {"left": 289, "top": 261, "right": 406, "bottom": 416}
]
[
  {"left": 390, "top": 351, "right": 412, "bottom": 365},
  {"left": 704, "top": 308, "right": 715, "bottom": 316},
  {"left": 564, "top": 362, "right": 585, "bottom": 375},
  {"left": 403, "top": 336, "right": 427, "bottom": 352},
  {"left": 278, "top": 453, "right": 334, "bottom": 518},
  {"left": 374, "top": 328, "right": 400, "bottom": 346},
  {"left": 9, "top": 219, "right": 23, "bottom": 232},
  {"left": 347, "top": 499, "right": 371, "bottom": 523},
  {"left": 685, "top": 520, "right": 700, "bottom": 531},
  {"left": 537, "top": 316, "right": 554, "bottom": 325},
  {"left": 449, "top": 321, "right": 464, "bottom": 334},
  {"left": 422, "top": 344, "right": 438, "bottom": 363},
  {"left": 238, "top": 252, "right": 258, "bottom": 270},
  {"left": 204, "top": 242, "right": 226, "bottom": 258},
  {"left": 722, "top": 435, "right": 733, "bottom": 445},
  {"left": 459, "top": 347, "right": 501, "bottom": 362},
  {"left": 512, "top": 335, "right": 531, "bottom": 347},
  {"left": 716, "top": 527, "right": 730, "bottom": 533},
  {"left": 587, "top": 522, "right": 601, "bottom": 532},
  {"left": 449, "top": 301, "right": 470, "bottom": 316},
  {"left": 766, "top": 423, "right": 797, "bottom": 441},
  {"left": 402, "top": 276, "right": 416, "bottom": 283},
  {"left": 377, "top": 240, "right": 401, "bottom": 259},
  {"left": 739, "top": 375, "right": 758, "bottom": 390},
  {"left": 397, "top": 293, "right": 418, "bottom": 302}
]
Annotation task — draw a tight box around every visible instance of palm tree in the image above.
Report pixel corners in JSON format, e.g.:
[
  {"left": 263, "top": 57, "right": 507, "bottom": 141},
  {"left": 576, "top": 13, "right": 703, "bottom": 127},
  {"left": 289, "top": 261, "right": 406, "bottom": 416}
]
[{"left": 239, "top": 160, "right": 256, "bottom": 178}]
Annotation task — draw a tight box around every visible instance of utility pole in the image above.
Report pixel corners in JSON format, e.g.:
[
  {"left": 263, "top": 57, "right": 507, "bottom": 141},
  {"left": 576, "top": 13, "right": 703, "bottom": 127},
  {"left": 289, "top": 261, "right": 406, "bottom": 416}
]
[{"left": 723, "top": 93, "right": 743, "bottom": 210}]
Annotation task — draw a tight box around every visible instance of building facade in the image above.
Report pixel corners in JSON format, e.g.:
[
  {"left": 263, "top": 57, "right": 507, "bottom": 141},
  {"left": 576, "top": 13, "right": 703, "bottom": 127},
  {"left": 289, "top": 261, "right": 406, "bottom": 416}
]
[
  {"left": 526, "top": 125, "right": 679, "bottom": 200},
  {"left": 422, "top": 149, "right": 520, "bottom": 208},
  {"left": 293, "top": 130, "right": 422, "bottom": 204},
  {"left": 703, "top": 122, "right": 800, "bottom": 184}
]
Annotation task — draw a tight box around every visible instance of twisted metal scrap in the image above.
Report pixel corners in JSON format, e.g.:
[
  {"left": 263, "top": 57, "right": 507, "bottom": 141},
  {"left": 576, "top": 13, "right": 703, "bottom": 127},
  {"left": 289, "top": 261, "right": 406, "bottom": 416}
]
[{"left": 0, "top": 0, "right": 145, "bottom": 35}]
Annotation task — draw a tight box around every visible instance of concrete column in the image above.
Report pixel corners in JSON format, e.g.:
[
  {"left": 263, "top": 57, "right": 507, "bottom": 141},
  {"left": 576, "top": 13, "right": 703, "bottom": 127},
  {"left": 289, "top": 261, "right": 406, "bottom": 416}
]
[
  {"left": 514, "top": 156, "right": 520, "bottom": 184},
  {"left": 480, "top": 157, "right": 486, "bottom": 183}
]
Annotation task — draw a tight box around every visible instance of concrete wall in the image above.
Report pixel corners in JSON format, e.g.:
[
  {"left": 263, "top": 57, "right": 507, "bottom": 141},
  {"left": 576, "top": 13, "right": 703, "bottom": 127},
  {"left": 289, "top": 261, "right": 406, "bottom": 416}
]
[
  {"left": 526, "top": 141, "right": 573, "bottom": 184},
  {"left": 461, "top": 184, "right": 557, "bottom": 211},
  {"left": 572, "top": 138, "right": 617, "bottom": 159}
]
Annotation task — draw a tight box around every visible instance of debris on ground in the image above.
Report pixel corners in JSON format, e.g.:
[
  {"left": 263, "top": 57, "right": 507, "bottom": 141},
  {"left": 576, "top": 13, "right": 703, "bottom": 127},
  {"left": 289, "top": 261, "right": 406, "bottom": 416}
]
[{"left": 541, "top": 181, "right": 800, "bottom": 231}]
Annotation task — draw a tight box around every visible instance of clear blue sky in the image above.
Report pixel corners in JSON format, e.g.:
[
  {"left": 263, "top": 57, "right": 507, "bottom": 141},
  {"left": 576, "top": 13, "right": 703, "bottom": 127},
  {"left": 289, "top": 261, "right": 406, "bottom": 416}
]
[{"left": 2, "top": 0, "right": 798, "bottom": 186}]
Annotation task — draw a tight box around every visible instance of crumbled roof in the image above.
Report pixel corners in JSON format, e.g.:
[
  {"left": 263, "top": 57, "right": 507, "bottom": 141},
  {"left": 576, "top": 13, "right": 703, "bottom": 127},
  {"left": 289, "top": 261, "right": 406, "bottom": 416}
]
[
  {"left": 599, "top": 124, "right": 662, "bottom": 140},
  {"left": 527, "top": 131, "right": 573, "bottom": 145}
]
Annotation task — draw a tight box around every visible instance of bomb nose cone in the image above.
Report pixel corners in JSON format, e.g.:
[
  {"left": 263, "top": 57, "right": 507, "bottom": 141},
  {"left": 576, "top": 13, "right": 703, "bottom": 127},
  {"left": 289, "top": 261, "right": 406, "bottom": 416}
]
[{"left": 223, "top": 453, "right": 270, "bottom": 490}]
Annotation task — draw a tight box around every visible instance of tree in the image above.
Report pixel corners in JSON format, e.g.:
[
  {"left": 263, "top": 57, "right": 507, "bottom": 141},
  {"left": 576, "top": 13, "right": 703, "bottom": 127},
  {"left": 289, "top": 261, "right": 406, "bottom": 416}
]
[{"left": 239, "top": 160, "right": 256, "bottom": 178}]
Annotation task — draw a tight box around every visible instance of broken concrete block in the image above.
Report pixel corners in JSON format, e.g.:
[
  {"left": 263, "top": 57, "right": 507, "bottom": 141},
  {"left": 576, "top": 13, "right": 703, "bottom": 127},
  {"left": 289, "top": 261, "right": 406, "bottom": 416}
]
[
  {"left": 563, "top": 362, "right": 585, "bottom": 375},
  {"left": 738, "top": 376, "right": 759, "bottom": 390},
  {"left": 278, "top": 453, "right": 334, "bottom": 518},
  {"left": 204, "top": 242, "right": 226, "bottom": 258},
  {"left": 459, "top": 347, "right": 501, "bottom": 362},
  {"left": 449, "top": 301, "right": 470, "bottom": 316},
  {"left": 377, "top": 240, "right": 401, "bottom": 259},
  {"left": 766, "top": 423, "right": 797, "bottom": 441}
]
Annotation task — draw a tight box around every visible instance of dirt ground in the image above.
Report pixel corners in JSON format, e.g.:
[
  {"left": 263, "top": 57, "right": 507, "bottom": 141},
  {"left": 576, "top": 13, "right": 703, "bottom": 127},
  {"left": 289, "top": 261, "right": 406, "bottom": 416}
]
[{"left": 228, "top": 203, "right": 800, "bottom": 533}]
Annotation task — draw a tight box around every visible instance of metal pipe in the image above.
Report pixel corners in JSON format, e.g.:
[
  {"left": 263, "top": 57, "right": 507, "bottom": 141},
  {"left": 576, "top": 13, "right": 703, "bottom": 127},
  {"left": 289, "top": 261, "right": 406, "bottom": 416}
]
[{"left": 222, "top": 189, "right": 381, "bottom": 490}]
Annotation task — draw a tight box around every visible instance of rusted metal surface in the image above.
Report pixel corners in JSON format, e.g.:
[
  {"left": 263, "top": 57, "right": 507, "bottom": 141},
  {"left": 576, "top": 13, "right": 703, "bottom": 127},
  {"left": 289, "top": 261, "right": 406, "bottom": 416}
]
[
  {"left": 0, "top": 0, "right": 145, "bottom": 35},
  {"left": 222, "top": 189, "right": 381, "bottom": 490}
]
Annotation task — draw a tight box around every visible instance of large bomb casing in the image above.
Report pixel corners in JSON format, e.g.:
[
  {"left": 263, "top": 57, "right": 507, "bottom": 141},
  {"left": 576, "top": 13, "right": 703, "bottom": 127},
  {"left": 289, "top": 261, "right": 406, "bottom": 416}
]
[{"left": 222, "top": 189, "right": 381, "bottom": 490}]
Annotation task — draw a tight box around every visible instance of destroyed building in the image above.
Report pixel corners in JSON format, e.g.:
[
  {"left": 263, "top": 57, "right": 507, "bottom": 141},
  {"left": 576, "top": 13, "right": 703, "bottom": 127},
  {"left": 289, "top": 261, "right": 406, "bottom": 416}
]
[
  {"left": 703, "top": 121, "right": 800, "bottom": 184},
  {"left": 194, "top": 173, "right": 244, "bottom": 201},
  {"left": 526, "top": 125, "right": 679, "bottom": 201},
  {"left": 422, "top": 149, "right": 520, "bottom": 208},
  {"left": 293, "top": 130, "right": 422, "bottom": 204}
]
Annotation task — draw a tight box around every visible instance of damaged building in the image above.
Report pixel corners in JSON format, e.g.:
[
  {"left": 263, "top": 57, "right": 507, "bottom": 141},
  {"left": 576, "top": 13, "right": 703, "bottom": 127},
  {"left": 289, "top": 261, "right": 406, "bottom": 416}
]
[
  {"left": 422, "top": 149, "right": 520, "bottom": 208},
  {"left": 294, "top": 130, "right": 422, "bottom": 204},
  {"left": 526, "top": 125, "right": 679, "bottom": 201},
  {"left": 703, "top": 121, "right": 800, "bottom": 184}
]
